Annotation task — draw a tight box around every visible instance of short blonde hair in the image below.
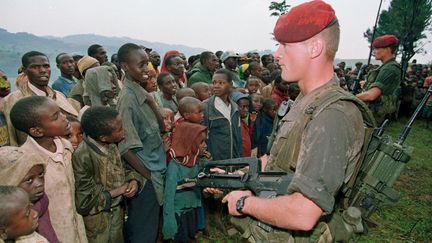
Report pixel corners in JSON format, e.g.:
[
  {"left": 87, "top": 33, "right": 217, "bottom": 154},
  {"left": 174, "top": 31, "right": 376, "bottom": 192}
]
[{"left": 319, "top": 22, "right": 340, "bottom": 61}]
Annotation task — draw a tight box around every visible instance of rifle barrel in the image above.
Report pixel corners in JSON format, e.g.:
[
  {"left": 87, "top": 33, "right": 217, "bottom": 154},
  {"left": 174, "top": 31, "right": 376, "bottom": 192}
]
[{"left": 396, "top": 86, "right": 432, "bottom": 145}]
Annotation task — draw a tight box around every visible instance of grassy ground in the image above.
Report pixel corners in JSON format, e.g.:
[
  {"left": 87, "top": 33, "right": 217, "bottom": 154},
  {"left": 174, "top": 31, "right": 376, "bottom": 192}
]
[
  {"left": 358, "top": 118, "right": 432, "bottom": 242},
  {"left": 197, "top": 118, "right": 432, "bottom": 242}
]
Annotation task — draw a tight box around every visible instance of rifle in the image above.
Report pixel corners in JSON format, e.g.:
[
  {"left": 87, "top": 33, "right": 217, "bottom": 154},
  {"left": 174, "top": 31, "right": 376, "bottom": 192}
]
[
  {"left": 396, "top": 85, "right": 432, "bottom": 145},
  {"left": 196, "top": 157, "right": 292, "bottom": 198},
  {"left": 347, "top": 85, "right": 432, "bottom": 218},
  {"left": 351, "top": 64, "right": 368, "bottom": 94}
]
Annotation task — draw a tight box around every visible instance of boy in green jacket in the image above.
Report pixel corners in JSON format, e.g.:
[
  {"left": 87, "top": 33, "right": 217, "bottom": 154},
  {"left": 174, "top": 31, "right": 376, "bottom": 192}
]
[{"left": 72, "top": 106, "right": 141, "bottom": 243}]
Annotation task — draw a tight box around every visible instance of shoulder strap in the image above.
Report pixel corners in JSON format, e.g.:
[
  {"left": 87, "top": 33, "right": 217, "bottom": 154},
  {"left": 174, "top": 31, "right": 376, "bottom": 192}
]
[
  {"left": 307, "top": 88, "right": 377, "bottom": 202},
  {"left": 309, "top": 88, "right": 376, "bottom": 128}
]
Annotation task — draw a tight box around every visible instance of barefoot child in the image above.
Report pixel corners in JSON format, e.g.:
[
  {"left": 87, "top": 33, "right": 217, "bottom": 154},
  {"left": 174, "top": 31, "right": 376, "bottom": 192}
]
[
  {"left": 9, "top": 96, "right": 88, "bottom": 243},
  {"left": 163, "top": 122, "right": 209, "bottom": 242},
  {"left": 73, "top": 106, "right": 140, "bottom": 243},
  {"left": 0, "top": 147, "right": 58, "bottom": 243}
]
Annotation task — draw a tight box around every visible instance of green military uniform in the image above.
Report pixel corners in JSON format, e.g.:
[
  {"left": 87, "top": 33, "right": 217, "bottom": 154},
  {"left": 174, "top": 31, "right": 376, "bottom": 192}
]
[
  {"left": 363, "top": 58, "right": 401, "bottom": 124},
  {"left": 235, "top": 77, "right": 371, "bottom": 242}
]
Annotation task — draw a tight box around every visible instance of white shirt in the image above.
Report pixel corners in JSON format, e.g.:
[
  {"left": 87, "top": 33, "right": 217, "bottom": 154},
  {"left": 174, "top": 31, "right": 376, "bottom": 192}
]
[{"left": 214, "top": 96, "right": 231, "bottom": 124}]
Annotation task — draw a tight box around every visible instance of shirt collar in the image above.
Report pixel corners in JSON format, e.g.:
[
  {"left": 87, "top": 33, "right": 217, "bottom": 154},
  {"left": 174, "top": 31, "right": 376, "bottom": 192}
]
[
  {"left": 58, "top": 76, "right": 77, "bottom": 84},
  {"left": 85, "top": 136, "right": 109, "bottom": 155},
  {"left": 214, "top": 96, "right": 231, "bottom": 108},
  {"left": 28, "top": 82, "right": 55, "bottom": 98},
  {"left": 27, "top": 136, "right": 65, "bottom": 163},
  {"left": 124, "top": 77, "right": 148, "bottom": 105},
  {"left": 214, "top": 96, "right": 232, "bottom": 121}
]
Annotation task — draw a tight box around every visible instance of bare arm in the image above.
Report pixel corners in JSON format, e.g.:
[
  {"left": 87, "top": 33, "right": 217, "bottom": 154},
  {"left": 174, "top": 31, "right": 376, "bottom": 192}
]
[
  {"left": 122, "top": 150, "right": 151, "bottom": 180},
  {"left": 222, "top": 191, "right": 322, "bottom": 231},
  {"left": 356, "top": 87, "right": 382, "bottom": 101}
]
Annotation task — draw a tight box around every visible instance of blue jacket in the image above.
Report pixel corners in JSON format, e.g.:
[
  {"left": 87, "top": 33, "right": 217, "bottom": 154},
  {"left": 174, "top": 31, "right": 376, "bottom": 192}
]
[
  {"left": 203, "top": 95, "right": 242, "bottom": 160},
  {"left": 252, "top": 112, "right": 274, "bottom": 156}
]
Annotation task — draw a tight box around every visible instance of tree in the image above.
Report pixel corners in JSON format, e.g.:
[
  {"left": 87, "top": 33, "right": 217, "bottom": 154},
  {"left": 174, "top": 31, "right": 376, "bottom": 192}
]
[
  {"left": 269, "top": 0, "right": 290, "bottom": 17},
  {"left": 364, "top": 0, "right": 432, "bottom": 78}
]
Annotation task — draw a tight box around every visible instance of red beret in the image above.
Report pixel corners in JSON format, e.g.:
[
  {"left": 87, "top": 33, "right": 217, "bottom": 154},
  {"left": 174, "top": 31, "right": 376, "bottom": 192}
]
[
  {"left": 372, "top": 35, "right": 399, "bottom": 48},
  {"left": 273, "top": 0, "right": 336, "bottom": 43}
]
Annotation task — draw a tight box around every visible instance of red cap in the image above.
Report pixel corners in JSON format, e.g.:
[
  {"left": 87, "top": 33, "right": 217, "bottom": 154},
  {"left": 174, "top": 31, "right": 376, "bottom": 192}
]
[
  {"left": 273, "top": 0, "right": 336, "bottom": 43},
  {"left": 372, "top": 35, "right": 399, "bottom": 48}
]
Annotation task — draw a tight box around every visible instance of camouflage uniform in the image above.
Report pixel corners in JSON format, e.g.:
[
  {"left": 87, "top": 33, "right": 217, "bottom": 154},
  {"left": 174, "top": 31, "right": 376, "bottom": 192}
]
[
  {"left": 236, "top": 77, "right": 368, "bottom": 242},
  {"left": 363, "top": 58, "right": 401, "bottom": 124}
]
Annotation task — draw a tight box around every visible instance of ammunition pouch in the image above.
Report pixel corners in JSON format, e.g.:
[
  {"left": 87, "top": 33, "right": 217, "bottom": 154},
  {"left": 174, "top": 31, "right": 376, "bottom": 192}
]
[
  {"left": 230, "top": 216, "right": 333, "bottom": 243},
  {"left": 327, "top": 207, "right": 364, "bottom": 242}
]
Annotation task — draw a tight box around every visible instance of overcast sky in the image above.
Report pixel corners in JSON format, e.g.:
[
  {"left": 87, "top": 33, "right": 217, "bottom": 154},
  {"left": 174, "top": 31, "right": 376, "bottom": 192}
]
[{"left": 1, "top": 0, "right": 431, "bottom": 63}]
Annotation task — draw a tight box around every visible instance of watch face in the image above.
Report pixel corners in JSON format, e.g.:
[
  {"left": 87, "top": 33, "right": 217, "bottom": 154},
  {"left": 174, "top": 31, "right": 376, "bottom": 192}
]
[{"left": 236, "top": 196, "right": 247, "bottom": 214}]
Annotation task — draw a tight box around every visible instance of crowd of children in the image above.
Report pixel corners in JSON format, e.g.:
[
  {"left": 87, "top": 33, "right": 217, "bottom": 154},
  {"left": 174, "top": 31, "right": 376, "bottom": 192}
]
[{"left": 2, "top": 40, "right": 429, "bottom": 243}]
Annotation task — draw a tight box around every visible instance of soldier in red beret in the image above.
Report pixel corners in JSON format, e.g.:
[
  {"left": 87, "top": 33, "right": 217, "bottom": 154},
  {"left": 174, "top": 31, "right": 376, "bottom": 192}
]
[
  {"left": 357, "top": 34, "right": 402, "bottom": 124},
  {"left": 220, "top": 1, "right": 373, "bottom": 242}
]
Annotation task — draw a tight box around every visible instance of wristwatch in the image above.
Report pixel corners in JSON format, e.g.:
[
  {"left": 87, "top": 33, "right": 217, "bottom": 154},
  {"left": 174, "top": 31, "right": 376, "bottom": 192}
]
[{"left": 236, "top": 196, "right": 249, "bottom": 215}]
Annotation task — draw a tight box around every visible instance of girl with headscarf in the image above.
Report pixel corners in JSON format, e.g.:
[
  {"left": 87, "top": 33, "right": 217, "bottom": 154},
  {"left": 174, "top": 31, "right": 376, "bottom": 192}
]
[{"left": 162, "top": 122, "right": 209, "bottom": 242}]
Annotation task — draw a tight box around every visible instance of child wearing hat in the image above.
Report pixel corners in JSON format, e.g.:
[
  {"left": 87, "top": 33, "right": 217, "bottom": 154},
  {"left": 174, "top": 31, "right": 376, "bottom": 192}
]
[
  {"left": 231, "top": 92, "right": 252, "bottom": 157},
  {"left": 0, "top": 147, "right": 58, "bottom": 243},
  {"left": 9, "top": 96, "right": 88, "bottom": 243}
]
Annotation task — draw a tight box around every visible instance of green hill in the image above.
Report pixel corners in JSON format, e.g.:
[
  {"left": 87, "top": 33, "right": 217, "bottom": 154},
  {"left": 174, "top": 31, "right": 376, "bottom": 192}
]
[{"left": 0, "top": 27, "right": 206, "bottom": 89}]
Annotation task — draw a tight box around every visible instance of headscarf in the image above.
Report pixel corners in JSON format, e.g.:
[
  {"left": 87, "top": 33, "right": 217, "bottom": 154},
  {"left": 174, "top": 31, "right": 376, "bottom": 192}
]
[
  {"left": 0, "top": 146, "right": 46, "bottom": 186},
  {"left": 160, "top": 50, "right": 180, "bottom": 73},
  {"left": 169, "top": 122, "right": 207, "bottom": 167},
  {"left": 160, "top": 50, "right": 187, "bottom": 84}
]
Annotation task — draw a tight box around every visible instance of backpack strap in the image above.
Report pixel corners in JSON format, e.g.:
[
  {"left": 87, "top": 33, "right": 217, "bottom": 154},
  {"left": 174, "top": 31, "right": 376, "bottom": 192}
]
[{"left": 304, "top": 88, "right": 377, "bottom": 210}]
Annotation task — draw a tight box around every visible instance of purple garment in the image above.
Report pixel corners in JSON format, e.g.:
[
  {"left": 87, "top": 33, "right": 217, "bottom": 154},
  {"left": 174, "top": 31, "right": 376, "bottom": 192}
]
[{"left": 32, "top": 193, "right": 60, "bottom": 243}]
